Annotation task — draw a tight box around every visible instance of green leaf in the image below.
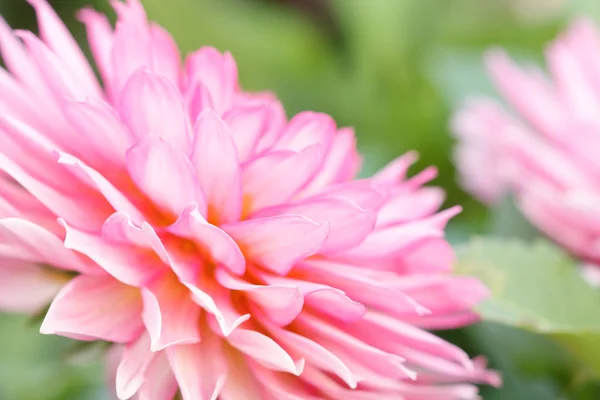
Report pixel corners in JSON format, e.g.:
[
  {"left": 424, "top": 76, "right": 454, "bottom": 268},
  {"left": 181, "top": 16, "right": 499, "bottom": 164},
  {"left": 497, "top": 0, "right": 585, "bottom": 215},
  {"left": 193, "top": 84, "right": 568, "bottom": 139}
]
[
  {"left": 456, "top": 237, "right": 600, "bottom": 378},
  {"left": 569, "top": 0, "right": 600, "bottom": 23}
]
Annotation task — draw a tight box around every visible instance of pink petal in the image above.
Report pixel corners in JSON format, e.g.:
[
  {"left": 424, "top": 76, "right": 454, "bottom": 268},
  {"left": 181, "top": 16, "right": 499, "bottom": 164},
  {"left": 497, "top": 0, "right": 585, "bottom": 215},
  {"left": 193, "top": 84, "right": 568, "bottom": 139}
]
[
  {"left": 40, "top": 274, "right": 144, "bottom": 342},
  {"left": 222, "top": 105, "right": 272, "bottom": 162},
  {"left": 110, "top": 21, "right": 152, "bottom": 94},
  {"left": 391, "top": 275, "right": 490, "bottom": 315},
  {"left": 77, "top": 8, "right": 114, "bottom": 97},
  {"left": 400, "top": 237, "right": 456, "bottom": 274},
  {"left": 223, "top": 214, "right": 329, "bottom": 275},
  {"left": 167, "top": 334, "right": 228, "bottom": 400},
  {"left": 485, "top": 49, "right": 566, "bottom": 138},
  {"left": 219, "top": 349, "right": 263, "bottom": 400},
  {"left": 318, "top": 180, "right": 386, "bottom": 210},
  {"left": 372, "top": 151, "right": 418, "bottom": 186},
  {"left": 241, "top": 145, "right": 321, "bottom": 212},
  {"left": 61, "top": 219, "right": 165, "bottom": 287},
  {"left": 262, "top": 274, "right": 365, "bottom": 322},
  {"left": 238, "top": 94, "right": 287, "bottom": 154},
  {"left": 102, "top": 212, "right": 170, "bottom": 264},
  {"left": 227, "top": 329, "right": 305, "bottom": 375},
  {"left": 0, "top": 17, "right": 51, "bottom": 99},
  {"left": 185, "top": 281, "right": 250, "bottom": 337},
  {"left": 300, "top": 259, "right": 428, "bottom": 316},
  {"left": 191, "top": 110, "right": 242, "bottom": 224},
  {"left": 0, "top": 195, "right": 20, "bottom": 217},
  {"left": 16, "top": 30, "right": 94, "bottom": 100},
  {"left": 61, "top": 97, "right": 133, "bottom": 167},
  {"left": 302, "top": 127, "right": 361, "bottom": 195},
  {"left": 215, "top": 268, "right": 303, "bottom": 326},
  {"left": 149, "top": 22, "right": 180, "bottom": 86},
  {"left": 141, "top": 274, "right": 201, "bottom": 351},
  {"left": 0, "top": 113, "right": 72, "bottom": 186},
  {"left": 119, "top": 69, "right": 191, "bottom": 150},
  {"left": 340, "top": 215, "right": 447, "bottom": 261},
  {"left": 126, "top": 135, "right": 206, "bottom": 219},
  {"left": 252, "top": 366, "right": 322, "bottom": 400},
  {"left": 27, "top": 0, "right": 103, "bottom": 98},
  {"left": 254, "top": 196, "right": 376, "bottom": 253},
  {"left": 168, "top": 203, "right": 245, "bottom": 277},
  {"left": 0, "top": 258, "right": 68, "bottom": 314},
  {"left": 184, "top": 47, "right": 238, "bottom": 114},
  {"left": 0, "top": 68, "right": 46, "bottom": 131},
  {"left": 297, "top": 313, "right": 414, "bottom": 381},
  {"left": 0, "top": 152, "right": 109, "bottom": 230},
  {"left": 135, "top": 352, "right": 179, "bottom": 400},
  {"left": 187, "top": 82, "right": 214, "bottom": 123},
  {"left": 376, "top": 187, "right": 445, "bottom": 228},
  {"left": 266, "top": 322, "right": 359, "bottom": 389},
  {"left": 275, "top": 111, "right": 336, "bottom": 158},
  {"left": 0, "top": 217, "right": 91, "bottom": 273},
  {"left": 361, "top": 311, "right": 473, "bottom": 369},
  {"left": 57, "top": 152, "right": 145, "bottom": 225},
  {"left": 115, "top": 333, "right": 155, "bottom": 400}
]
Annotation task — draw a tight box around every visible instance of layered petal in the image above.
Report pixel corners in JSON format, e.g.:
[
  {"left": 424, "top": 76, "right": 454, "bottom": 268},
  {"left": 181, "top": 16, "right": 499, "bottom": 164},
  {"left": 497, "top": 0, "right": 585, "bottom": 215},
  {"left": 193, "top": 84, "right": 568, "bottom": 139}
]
[{"left": 40, "top": 275, "right": 144, "bottom": 342}]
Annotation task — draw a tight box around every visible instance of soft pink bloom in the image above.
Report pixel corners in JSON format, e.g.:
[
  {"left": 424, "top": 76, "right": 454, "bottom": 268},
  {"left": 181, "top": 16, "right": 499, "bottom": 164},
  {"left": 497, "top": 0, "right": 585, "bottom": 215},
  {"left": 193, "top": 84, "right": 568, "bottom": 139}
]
[
  {"left": 452, "top": 18, "right": 600, "bottom": 267},
  {"left": 1, "top": 0, "right": 499, "bottom": 398}
]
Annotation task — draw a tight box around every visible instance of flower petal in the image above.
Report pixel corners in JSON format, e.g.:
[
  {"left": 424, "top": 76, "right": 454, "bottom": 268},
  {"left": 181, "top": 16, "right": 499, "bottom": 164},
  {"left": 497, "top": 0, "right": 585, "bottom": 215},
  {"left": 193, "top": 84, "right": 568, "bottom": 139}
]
[
  {"left": 227, "top": 329, "right": 304, "bottom": 375},
  {"left": 62, "top": 97, "right": 133, "bottom": 167},
  {"left": 115, "top": 333, "right": 155, "bottom": 400},
  {"left": 266, "top": 322, "right": 359, "bottom": 389},
  {"left": 0, "top": 258, "right": 68, "bottom": 314},
  {"left": 215, "top": 268, "right": 303, "bottom": 326},
  {"left": 119, "top": 69, "right": 191, "bottom": 150},
  {"left": 255, "top": 196, "right": 376, "bottom": 254},
  {"left": 275, "top": 111, "right": 336, "bottom": 157},
  {"left": 241, "top": 146, "right": 321, "bottom": 212},
  {"left": 136, "top": 352, "right": 179, "bottom": 400},
  {"left": 185, "top": 281, "right": 250, "bottom": 337},
  {"left": 184, "top": 47, "right": 237, "bottom": 114},
  {"left": 61, "top": 219, "right": 165, "bottom": 287},
  {"left": 168, "top": 203, "right": 245, "bottom": 277},
  {"left": 0, "top": 217, "right": 91, "bottom": 272},
  {"left": 141, "top": 274, "right": 201, "bottom": 351},
  {"left": 40, "top": 274, "right": 144, "bottom": 342},
  {"left": 223, "top": 214, "right": 329, "bottom": 275},
  {"left": 222, "top": 105, "right": 272, "bottom": 162},
  {"left": 191, "top": 110, "right": 242, "bottom": 224},
  {"left": 167, "top": 334, "right": 228, "bottom": 400},
  {"left": 77, "top": 8, "right": 114, "bottom": 97},
  {"left": 126, "top": 135, "right": 206, "bottom": 219},
  {"left": 57, "top": 152, "right": 145, "bottom": 225},
  {"left": 27, "top": 0, "right": 102, "bottom": 98}
]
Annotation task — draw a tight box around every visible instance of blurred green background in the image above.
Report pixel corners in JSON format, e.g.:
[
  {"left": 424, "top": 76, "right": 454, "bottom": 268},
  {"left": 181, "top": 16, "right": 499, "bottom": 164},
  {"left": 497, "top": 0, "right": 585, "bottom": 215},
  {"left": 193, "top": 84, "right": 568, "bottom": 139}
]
[{"left": 2, "top": 0, "right": 600, "bottom": 398}]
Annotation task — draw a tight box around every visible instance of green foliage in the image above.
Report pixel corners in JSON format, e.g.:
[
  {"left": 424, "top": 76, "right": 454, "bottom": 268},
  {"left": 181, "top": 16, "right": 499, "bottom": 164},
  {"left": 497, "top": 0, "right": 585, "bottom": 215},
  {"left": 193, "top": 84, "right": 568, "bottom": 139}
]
[{"left": 456, "top": 237, "right": 600, "bottom": 396}]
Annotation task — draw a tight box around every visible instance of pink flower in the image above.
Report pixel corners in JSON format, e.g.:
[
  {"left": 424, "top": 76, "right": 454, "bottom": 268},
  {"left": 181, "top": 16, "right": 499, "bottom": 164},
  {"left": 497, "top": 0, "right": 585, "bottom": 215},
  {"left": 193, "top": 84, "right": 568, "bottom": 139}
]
[
  {"left": 1, "top": 0, "right": 499, "bottom": 398},
  {"left": 452, "top": 18, "right": 600, "bottom": 267}
]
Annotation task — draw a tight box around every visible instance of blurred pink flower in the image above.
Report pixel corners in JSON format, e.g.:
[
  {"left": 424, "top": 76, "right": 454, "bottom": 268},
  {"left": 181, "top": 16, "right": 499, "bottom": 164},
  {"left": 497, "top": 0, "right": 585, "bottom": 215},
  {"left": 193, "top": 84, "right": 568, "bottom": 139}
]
[
  {"left": 1, "top": 0, "right": 499, "bottom": 398},
  {"left": 452, "top": 19, "right": 600, "bottom": 267}
]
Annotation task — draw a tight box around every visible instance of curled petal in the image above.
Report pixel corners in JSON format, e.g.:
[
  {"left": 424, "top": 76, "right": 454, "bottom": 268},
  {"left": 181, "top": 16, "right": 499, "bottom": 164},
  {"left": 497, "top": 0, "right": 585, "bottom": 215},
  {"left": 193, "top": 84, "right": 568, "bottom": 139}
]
[
  {"left": 141, "top": 274, "right": 201, "bottom": 351},
  {"left": 227, "top": 329, "right": 305, "bottom": 375}
]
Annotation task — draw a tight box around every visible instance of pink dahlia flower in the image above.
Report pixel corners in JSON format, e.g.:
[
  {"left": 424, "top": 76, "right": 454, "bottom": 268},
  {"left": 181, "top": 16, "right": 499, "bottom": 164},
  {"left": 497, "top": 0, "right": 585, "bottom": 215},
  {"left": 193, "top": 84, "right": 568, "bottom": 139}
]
[
  {"left": 452, "top": 19, "right": 600, "bottom": 267},
  {"left": 1, "top": 0, "right": 499, "bottom": 398}
]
